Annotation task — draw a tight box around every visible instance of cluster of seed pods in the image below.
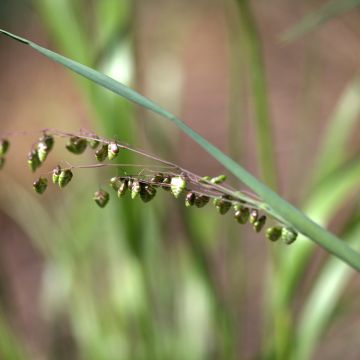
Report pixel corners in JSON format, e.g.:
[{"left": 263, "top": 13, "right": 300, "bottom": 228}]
[
  {"left": 1, "top": 132, "right": 298, "bottom": 245},
  {"left": 103, "top": 172, "right": 298, "bottom": 245}
]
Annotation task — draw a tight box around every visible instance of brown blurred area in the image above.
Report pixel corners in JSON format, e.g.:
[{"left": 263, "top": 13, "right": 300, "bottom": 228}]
[{"left": 1, "top": 0, "right": 360, "bottom": 359}]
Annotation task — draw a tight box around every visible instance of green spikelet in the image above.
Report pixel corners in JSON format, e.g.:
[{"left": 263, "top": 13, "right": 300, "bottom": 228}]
[
  {"left": 0, "top": 139, "right": 10, "bottom": 156},
  {"left": 37, "top": 141, "right": 49, "bottom": 162},
  {"left": 266, "top": 227, "right": 282, "bottom": 242},
  {"left": 253, "top": 215, "right": 266, "bottom": 233},
  {"left": 234, "top": 205, "right": 249, "bottom": 224},
  {"left": 117, "top": 179, "right": 128, "bottom": 198},
  {"left": 33, "top": 177, "right": 48, "bottom": 194},
  {"left": 0, "top": 157, "right": 5, "bottom": 170},
  {"left": 108, "top": 142, "right": 120, "bottom": 160},
  {"left": 249, "top": 209, "right": 259, "bottom": 224},
  {"left": 95, "top": 144, "right": 108, "bottom": 162},
  {"left": 110, "top": 176, "right": 122, "bottom": 191},
  {"left": 66, "top": 136, "right": 87, "bottom": 154},
  {"left": 281, "top": 228, "right": 298, "bottom": 245},
  {"left": 199, "top": 175, "right": 211, "bottom": 183},
  {"left": 194, "top": 195, "right": 210, "bottom": 208},
  {"left": 52, "top": 165, "right": 61, "bottom": 184},
  {"left": 131, "top": 179, "right": 141, "bottom": 199},
  {"left": 140, "top": 183, "right": 157, "bottom": 203},
  {"left": 213, "top": 196, "right": 232, "bottom": 215},
  {"left": 40, "top": 134, "right": 54, "bottom": 152},
  {"left": 58, "top": 169, "right": 73, "bottom": 188},
  {"left": 210, "top": 174, "right": 227, "bottom": 184},
  {"left": 171, "top": 176, "right": 186, "bottom": 198},
  {"left": 88, "top": 136, "right": 100, "bottom": 149},
  {"left": 150, "top": 173, "right": 164, "bottom": 187},
  {"left": 93, "top": 189, "right": 110, "bottom": 208},
  {"left": 27, "top": 149, "right": 41, "bottom": 172},
  {"left": 161, "top": 176, "right": 172, "bottom": 191},
  {"left": 185, "top": 192, "right": 196, "bottom": 207}
]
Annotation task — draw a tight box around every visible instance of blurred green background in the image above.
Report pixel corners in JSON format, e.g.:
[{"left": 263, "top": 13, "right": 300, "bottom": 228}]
[{"left": 1, "top": 0, "right": 360, "bottom": 359}]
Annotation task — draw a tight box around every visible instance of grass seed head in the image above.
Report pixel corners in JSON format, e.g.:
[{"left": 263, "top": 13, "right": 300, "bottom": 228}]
[
  {"left": 249, "top": 209, "right": 259, "bottom": 224},
  {"left": 0, "top": 139, "right": 10, "bottom": 156},
  {"left": 117, "top": 179, "right": 128, "bottom": 198},
  {"left": 95, "top": 144, "right": 108, "bottom": 162},
  {"left": 66, "top": 136, "right": 87, "bottom": 154},
  {"left": 194, "top": 194, "right": 210, "bottom": 208},
  {"left": 27, "top": 149, "right": 41, "bottom": 172},
  {"left": 170, "top": 176, "right": 186, "bottom": 198},
  {"left": 108, "top": 142, "right": 120, "bottom": 160},
  {"left": 210, "top": 174, "right": 227, "bottom": 184},
  {"left": 253, "top": 215, "right": 266, "bottom": 232},
  {"left": 33, "top": 177, "right": 48, "bottom": 194},
  {"left": 88, "top": 136, "right": 100, "bottom": 149},
  {"left": 266, "top": 227, "right": 282, "bottom": 242},
  {"left": 93, "top": 189, "right": 110, "bottom": 208},
  {"left": 58, "top": 169, "right": 73, "bottom": 188},
  {"left": 234, "top": 206, "right": 249, "bottom": 224},
  {"left": 281, "top": 228, "right": 298, "bottom": 245},
  {"left": 131, "top": 179, "right": 141, "bottom": 199},
  {"left": 52, "top": 165, "right": 62, "bottom": 184},
  {"left": 185, "top": 192, "right": 196, "bottom": 207}
]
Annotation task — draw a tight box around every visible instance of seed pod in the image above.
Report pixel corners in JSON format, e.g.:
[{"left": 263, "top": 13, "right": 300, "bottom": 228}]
[
  {"left": 161, "top": 176, "right": 172, "bottom": 191},
  {"left": 249, "top": 209, "right": 259, "bottom": 224},
  {"left": 58, "top": 169, "right": 73, "bottom": 188},
  {"left": 95, "top": 144, "right": 108, "bottom": 162},
  {"left": 117, "top": 179, "right": 128, "bottom": 198},
  {"left": 213, "top": 196, "right": 232, "bottom": 215},
  {"left": 140, "top": 183, "right": 157, "bottom": 203},
  {"left": 150, "top": 173, "right": 164, "bottom": 187},
  {"left": 0, "top": 139, "right": 10, "bottom": 155},
  {"left": 33, "top": 177, "right": 48, "bottom": 194},
  {"left": 108, "top": 142, "right": 120, "bottom": 160},
  {"left": 66, "top": 136, "right": 87, "bottom": 154},
  {"left": 194, "top": 194, "right": 210, "bottom": 208},
  {"left": 37, "top": 141, "right": 49, "bottom": 163},
  {"left": 93, "top": 189, "right": 110, "bottom": 208},
  {"left": 281, "top": 228, "right": 298, "bottom": 245},
  {"left": 171, "top": 176, "right": 186, "bottom": 198},
  {"left": 185, "top": 192, "right": 196, "bottom": 207},
  {"left": 210, "top": 174, "right": 227, "bottom": 184},
  {"left": 110, "top": 176, "right": 122, "bottom": 191},
  {"left": 88, "top": 136, "right": 100, "bottom": 149},
  {"left": 266, "top": 227, "right": 282, "bottom": 242},
  {"left": 198, "top": 175, "right": 211, "bottom": 184},
  {"left": 253, "top": 215, "right": 266, "bottom": 233},
  {"left": 40, "top": 134, "right": 54, "bottom": 152},
  {"left": 52, "top": 165, "right": 62, "bottom": 184},
  {"left": 234, "top": 206, "right": 250, "bottom": 224},
  {"left": 27, "top": 149, "right": 41, "bottom": 172},
  {"left": 131, "top": 179, "right": 141, "bottom": 199},
  {"left": 0, "top": 157, "right": 5, "bottom": 170}
]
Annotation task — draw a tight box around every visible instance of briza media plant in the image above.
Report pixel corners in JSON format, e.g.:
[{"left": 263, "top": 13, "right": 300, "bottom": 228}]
[{"left": 0, "top": 129, "right": 298, "bottom": 245}]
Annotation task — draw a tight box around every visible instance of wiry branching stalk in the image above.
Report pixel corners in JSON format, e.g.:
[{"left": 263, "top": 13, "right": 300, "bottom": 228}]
[{"left": 0, "top": 129, "right": 298, "bottom": 245}]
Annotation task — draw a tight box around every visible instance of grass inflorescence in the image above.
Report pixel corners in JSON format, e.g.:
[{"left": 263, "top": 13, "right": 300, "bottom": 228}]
[{"left": 0, "top": 129, "right": 298, "bottom": 246}]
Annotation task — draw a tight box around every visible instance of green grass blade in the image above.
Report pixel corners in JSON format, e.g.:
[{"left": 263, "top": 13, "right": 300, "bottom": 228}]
[
  {"left": 294, "top": 220, "right": 360, "bottom": 360},
  {"left": 280, "top": 159, "right": 360, "bottom": 303},
  {"left": 2, "top": 29, "right": 360, "bottom": 271},
  {"left": 235, "top": 0, "right": 277, "bottom": 188},
  {"left": 282, "top": 0, "right": 360, "bottom": 42},
  {"left": 310, "top": 77, "right": 360, "bottom": 186}
]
